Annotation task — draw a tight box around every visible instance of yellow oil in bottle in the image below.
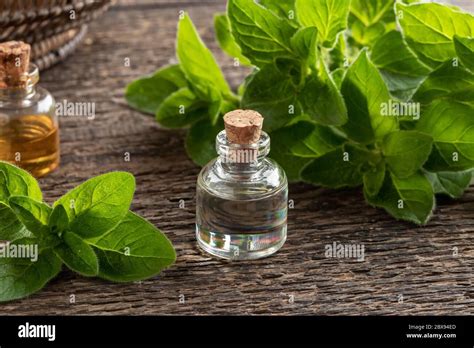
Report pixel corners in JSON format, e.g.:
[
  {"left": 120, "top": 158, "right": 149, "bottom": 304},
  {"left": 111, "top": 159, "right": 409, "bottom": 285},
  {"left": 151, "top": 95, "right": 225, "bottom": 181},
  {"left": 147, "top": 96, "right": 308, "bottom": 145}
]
[{"left": 0, "top": 114, "right": 59, "bottom": 177}]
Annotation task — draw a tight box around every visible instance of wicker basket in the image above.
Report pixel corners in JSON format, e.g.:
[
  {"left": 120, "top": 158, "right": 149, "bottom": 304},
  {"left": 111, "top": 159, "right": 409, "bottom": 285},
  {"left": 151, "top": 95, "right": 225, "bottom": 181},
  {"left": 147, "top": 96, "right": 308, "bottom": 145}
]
[{"left": 0, "top": 0, "right": 112, "bottom": 70}]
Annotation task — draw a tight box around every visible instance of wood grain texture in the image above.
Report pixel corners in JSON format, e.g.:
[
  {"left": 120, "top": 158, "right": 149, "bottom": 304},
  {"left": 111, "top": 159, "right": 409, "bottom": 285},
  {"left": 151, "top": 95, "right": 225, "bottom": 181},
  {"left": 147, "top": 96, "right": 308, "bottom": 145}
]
[{"left": 2, "top": 0, "right": 473, "bottom": 315}]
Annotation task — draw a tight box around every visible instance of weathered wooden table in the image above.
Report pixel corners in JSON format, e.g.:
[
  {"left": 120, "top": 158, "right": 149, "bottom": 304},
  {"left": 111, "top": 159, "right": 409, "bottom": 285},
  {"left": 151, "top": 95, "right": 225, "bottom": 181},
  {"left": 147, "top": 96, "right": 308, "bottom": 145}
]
[{"left": 4, "top": 0, "right": 473, "bottom": 315}]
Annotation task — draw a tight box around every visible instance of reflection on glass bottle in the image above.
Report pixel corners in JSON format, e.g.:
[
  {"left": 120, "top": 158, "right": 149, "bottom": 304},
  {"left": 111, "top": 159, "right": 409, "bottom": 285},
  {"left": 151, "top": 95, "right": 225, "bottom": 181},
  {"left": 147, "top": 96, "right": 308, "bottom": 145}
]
[
  {"left": 0, "top": 41, "right": 59, "bottom": 177},
  {"left": 196, "top": 110, "right": 288, "bottom": 260}
]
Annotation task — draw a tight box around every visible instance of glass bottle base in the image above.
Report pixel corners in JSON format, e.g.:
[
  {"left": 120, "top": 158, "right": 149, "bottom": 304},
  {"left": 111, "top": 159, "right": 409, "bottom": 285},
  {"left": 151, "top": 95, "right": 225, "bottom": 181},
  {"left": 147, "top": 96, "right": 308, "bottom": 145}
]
[{"left": 196, "top": 225, "right": 287, "bottom": 260}]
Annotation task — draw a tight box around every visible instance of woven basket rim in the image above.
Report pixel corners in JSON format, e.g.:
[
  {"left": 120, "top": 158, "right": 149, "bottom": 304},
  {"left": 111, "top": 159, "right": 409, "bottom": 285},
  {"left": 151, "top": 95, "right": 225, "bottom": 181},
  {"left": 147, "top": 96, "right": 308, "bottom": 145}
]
[
  {"left": 0, "top": 0, "right": 112, "bottom": 24},
  {"left": 33, "top": 25, "right": 88, "bottom": 71},
  {"left": 0, "top": 0, "right": 112, "bottom": 42},
  {"left": 0, "top": 0, "right": 111, "bottom": 14}
]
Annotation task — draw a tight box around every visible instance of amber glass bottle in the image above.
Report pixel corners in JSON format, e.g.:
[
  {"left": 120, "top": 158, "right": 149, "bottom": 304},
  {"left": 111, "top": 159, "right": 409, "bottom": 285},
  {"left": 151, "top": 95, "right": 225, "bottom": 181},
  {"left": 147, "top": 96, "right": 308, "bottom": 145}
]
[{"left": 0, "top": 41, "right": 59, "bottom": 177}]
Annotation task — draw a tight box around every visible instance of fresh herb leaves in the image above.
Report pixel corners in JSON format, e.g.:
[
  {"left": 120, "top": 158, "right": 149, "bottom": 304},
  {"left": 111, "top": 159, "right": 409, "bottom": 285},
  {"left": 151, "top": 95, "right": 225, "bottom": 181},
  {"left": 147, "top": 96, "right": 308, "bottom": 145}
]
[
  {"left": 454, "top": 35, "right": 474, "bottom": 72},
  {"left": 417, "top": 101, "right": 474, "bottom": 172},
  {"left": 349, "top": 0, "right": 396, "bottom": 48},
  {"left": 365, "top": 171, "right": 435, "bottom": 225},
  {"left": 54, "top": 172, "right": 136, "bottom": 239},
  {"left": 341, "top": 49, "right": 398, "bottom": 144},
  {"left": 382, "top": 131, "right": 432, "bottom": 179},
  {"left": 371, "top": 30, "right": 431, "bottom": 101},
  {"left": 0, "top": 245, "right": 62, "bottom": 303},
  {"left": 125, "top": 65, "right": 187, "bottom": 115},
  {"left": 241, "top": 64, "right": 301, "bottom": 132},
  {"left": 54, "top": 231, "right": 99, "bottom": 277},
  {"left": 227, "top": 0, "right": 297, "bottom": 67},
  {"left": 125, "top": 1, "right": 474, "bottom": 225},
  {"left": 214, "top": 13, "right": 251, "bottom": 67},
  {"left": 397, "top": 2, "right": 474, "bottom": 68},
  {"left": 295, "top": 0, "right": 351, "bottom": 48},
  {"left": 0, "top": 162, "right": 175, "bottom": 302},
  {"left": 89, "top": 212, "right": 177, "bottom": 282}
]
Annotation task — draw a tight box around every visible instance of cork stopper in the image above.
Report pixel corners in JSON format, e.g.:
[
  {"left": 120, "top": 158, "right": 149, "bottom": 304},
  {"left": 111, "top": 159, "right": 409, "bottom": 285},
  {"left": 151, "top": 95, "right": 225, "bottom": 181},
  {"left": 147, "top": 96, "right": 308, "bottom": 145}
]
[
  {"left": 224, "top": 109, "right": 264, "bottom": 145},
  {"left": 0, "top": 41, "right": 31, "bottom": 89}
]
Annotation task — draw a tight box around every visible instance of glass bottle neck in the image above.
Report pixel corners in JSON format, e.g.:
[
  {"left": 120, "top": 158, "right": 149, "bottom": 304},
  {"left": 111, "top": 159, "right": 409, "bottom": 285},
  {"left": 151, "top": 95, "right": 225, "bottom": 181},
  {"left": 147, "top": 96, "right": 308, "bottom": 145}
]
[
  {"left": 0, "top": 85, "right": 36, "bottom": 101},
  {"left": 0, "top": 64, "right": 39, "bottom": 101},
  {"left": 216, "top": 130, "right": 270, "bottom": 173}
]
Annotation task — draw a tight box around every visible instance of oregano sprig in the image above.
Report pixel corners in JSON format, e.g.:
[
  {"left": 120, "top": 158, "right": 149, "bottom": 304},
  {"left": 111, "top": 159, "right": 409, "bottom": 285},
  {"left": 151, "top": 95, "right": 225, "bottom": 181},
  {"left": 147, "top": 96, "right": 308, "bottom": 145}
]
[
  {"left": 0, "top": 161, "right": 176, "bottom": 302},
  {"left": 125, "top": 0, "right": 474, "bottom": 225}
]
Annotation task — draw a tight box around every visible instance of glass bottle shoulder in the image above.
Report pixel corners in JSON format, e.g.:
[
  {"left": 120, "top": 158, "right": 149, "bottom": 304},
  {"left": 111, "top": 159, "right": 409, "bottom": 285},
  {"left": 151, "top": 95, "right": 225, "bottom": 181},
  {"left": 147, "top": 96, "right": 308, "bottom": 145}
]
[
  {"left": 197, "top": 157, "right": 288, "bottom": 201},
  {"left": 0, "top": 85, "right": 55, "bottom": 117},
  {"left": 32, "top": 85, "right": 55, "bottom": 111}
]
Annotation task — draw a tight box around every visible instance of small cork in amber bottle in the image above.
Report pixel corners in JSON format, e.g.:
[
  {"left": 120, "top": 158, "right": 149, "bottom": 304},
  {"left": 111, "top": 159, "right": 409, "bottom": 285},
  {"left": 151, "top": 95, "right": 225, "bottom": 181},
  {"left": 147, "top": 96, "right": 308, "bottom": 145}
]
[
  {"left": 224, "top": 109, "right": 264, "bottom": 145},
  {"left": 0, "top": 41, "right": 31, "bottom": 89}
]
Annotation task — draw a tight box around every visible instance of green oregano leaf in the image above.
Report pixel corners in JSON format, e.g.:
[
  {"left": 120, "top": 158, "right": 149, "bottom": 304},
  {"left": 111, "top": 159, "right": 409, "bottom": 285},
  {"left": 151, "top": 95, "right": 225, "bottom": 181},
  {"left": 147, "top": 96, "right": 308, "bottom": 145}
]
[
  {"left": 349, "top": 0, "right": 395, "bottom": 48},
  {"left": 397, "top": 2, "right": 474, "bottom": 68},
  {"left": 331, "top": 68, "right": 345, "bottom": 89},
  {"left": 49, "top": 204, "right": 70, "bottom": 235},
  {"left": 214, "top": 13, "right": 251, "bottom": 66},
  {"left": 382, "top": 131, "right": 433, "bottom": 179},
  {"left": 185, "top": 118, "right": 223, "bottom": 167},
  {"left": 300, "top": 60, "right": 348, "bottom": 126},
  {"left": 155, "top": 88, "right": 207, "bottom": 129},
  {"left": 242, "top": 65, "right": 301, "bottom": 132},
  {"left": 350, "top": 0, "right": 395, "bottom": 29},
  {"left": 425, "top": 171, "right": 472, "bottom": 199},
  {"left": 227, "top": 0, "right": 297, "bottom": 67},
  {"left": 89, "top": 212, "right": 176, "bottom": 282},
  {"left": 290, "top": 27, "right": 318, "bottom": 68},
  {"left": 0, "top": 202, "right": 31, "bottom": 242},
  {"left": 8, "top": 196, "right": 51, "bottom": 238},
  {"left": 295, "top": 0, "right": 351, "bottom": 48},
  {"left": 372, "top": 31, "right": 431, "bottom": 77},
  {"left": 341, "top": 50, "right": 398, "bottom": 144},
  {"left": 365, "top": 171, "right": 435, "bottom": 225},
  {"left": 54, "top": 172, "right": 136, "bottom": 239},
  {"left": 54, "top": 231, "right": 99, "bottom": 277},
  {"left": 301, "top": 144, "right": 370, "bottom": 188},
  {"left": 328, "top": 34, "right": 347, "bottom": 71},
  {"left": 454, "top": 35, "right": 474, "bottom": 72},
  {"left": 125, "top": 65, "right": 187, "bottom": 115},
  {"left": 413, "top": 61, "right": 474, "bottom": 107},
  {"left": 258, "top": 0, "right": 297, "bottom": 27},
  {"left": 270, "top": 121, "right": 345, "bottom": 181},
  {"left": 350, "top": 18, "right": 386, "bottom": 48},
  {"left": 363, "top": 160, "right": 386, "bottom": 197},
  {"left": 0, "top": 171, "right": 8, "bottom": 202},
  {"left": 177, "top": 13, "right": 232, "bottom": 100},
  {"left": 0, "top": 163, "right": 43, "bottom": 241},
  {"left": 371, "top": 30, "right": 432, "bottom": 101},
  {"left": 417, "top": 101, "right": 474, "bottom": 172},
  {"left": 0, "top": 161, "right": 42, "bottom": 203},
  {"left": 0, "top": 244, "right": 62, "bottom": 303}
]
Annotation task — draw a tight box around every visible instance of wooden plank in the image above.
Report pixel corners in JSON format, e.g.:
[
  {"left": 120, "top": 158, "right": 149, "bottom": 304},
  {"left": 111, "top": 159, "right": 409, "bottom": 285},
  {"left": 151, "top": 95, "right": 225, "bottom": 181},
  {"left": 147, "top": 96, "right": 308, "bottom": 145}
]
[{"left": 1, "top": 1, "right": 473, "bottom": 315}]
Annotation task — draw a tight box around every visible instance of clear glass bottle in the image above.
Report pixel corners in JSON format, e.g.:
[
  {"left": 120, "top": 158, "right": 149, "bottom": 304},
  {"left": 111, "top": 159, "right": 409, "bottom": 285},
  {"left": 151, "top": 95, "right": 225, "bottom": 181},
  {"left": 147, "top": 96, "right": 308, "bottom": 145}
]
[
  {"left": 196, "top": 129, "right": 288, "bottom": 260},
  {"left": 0, "top": 42, "right": 59, "bottom": 178}
]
